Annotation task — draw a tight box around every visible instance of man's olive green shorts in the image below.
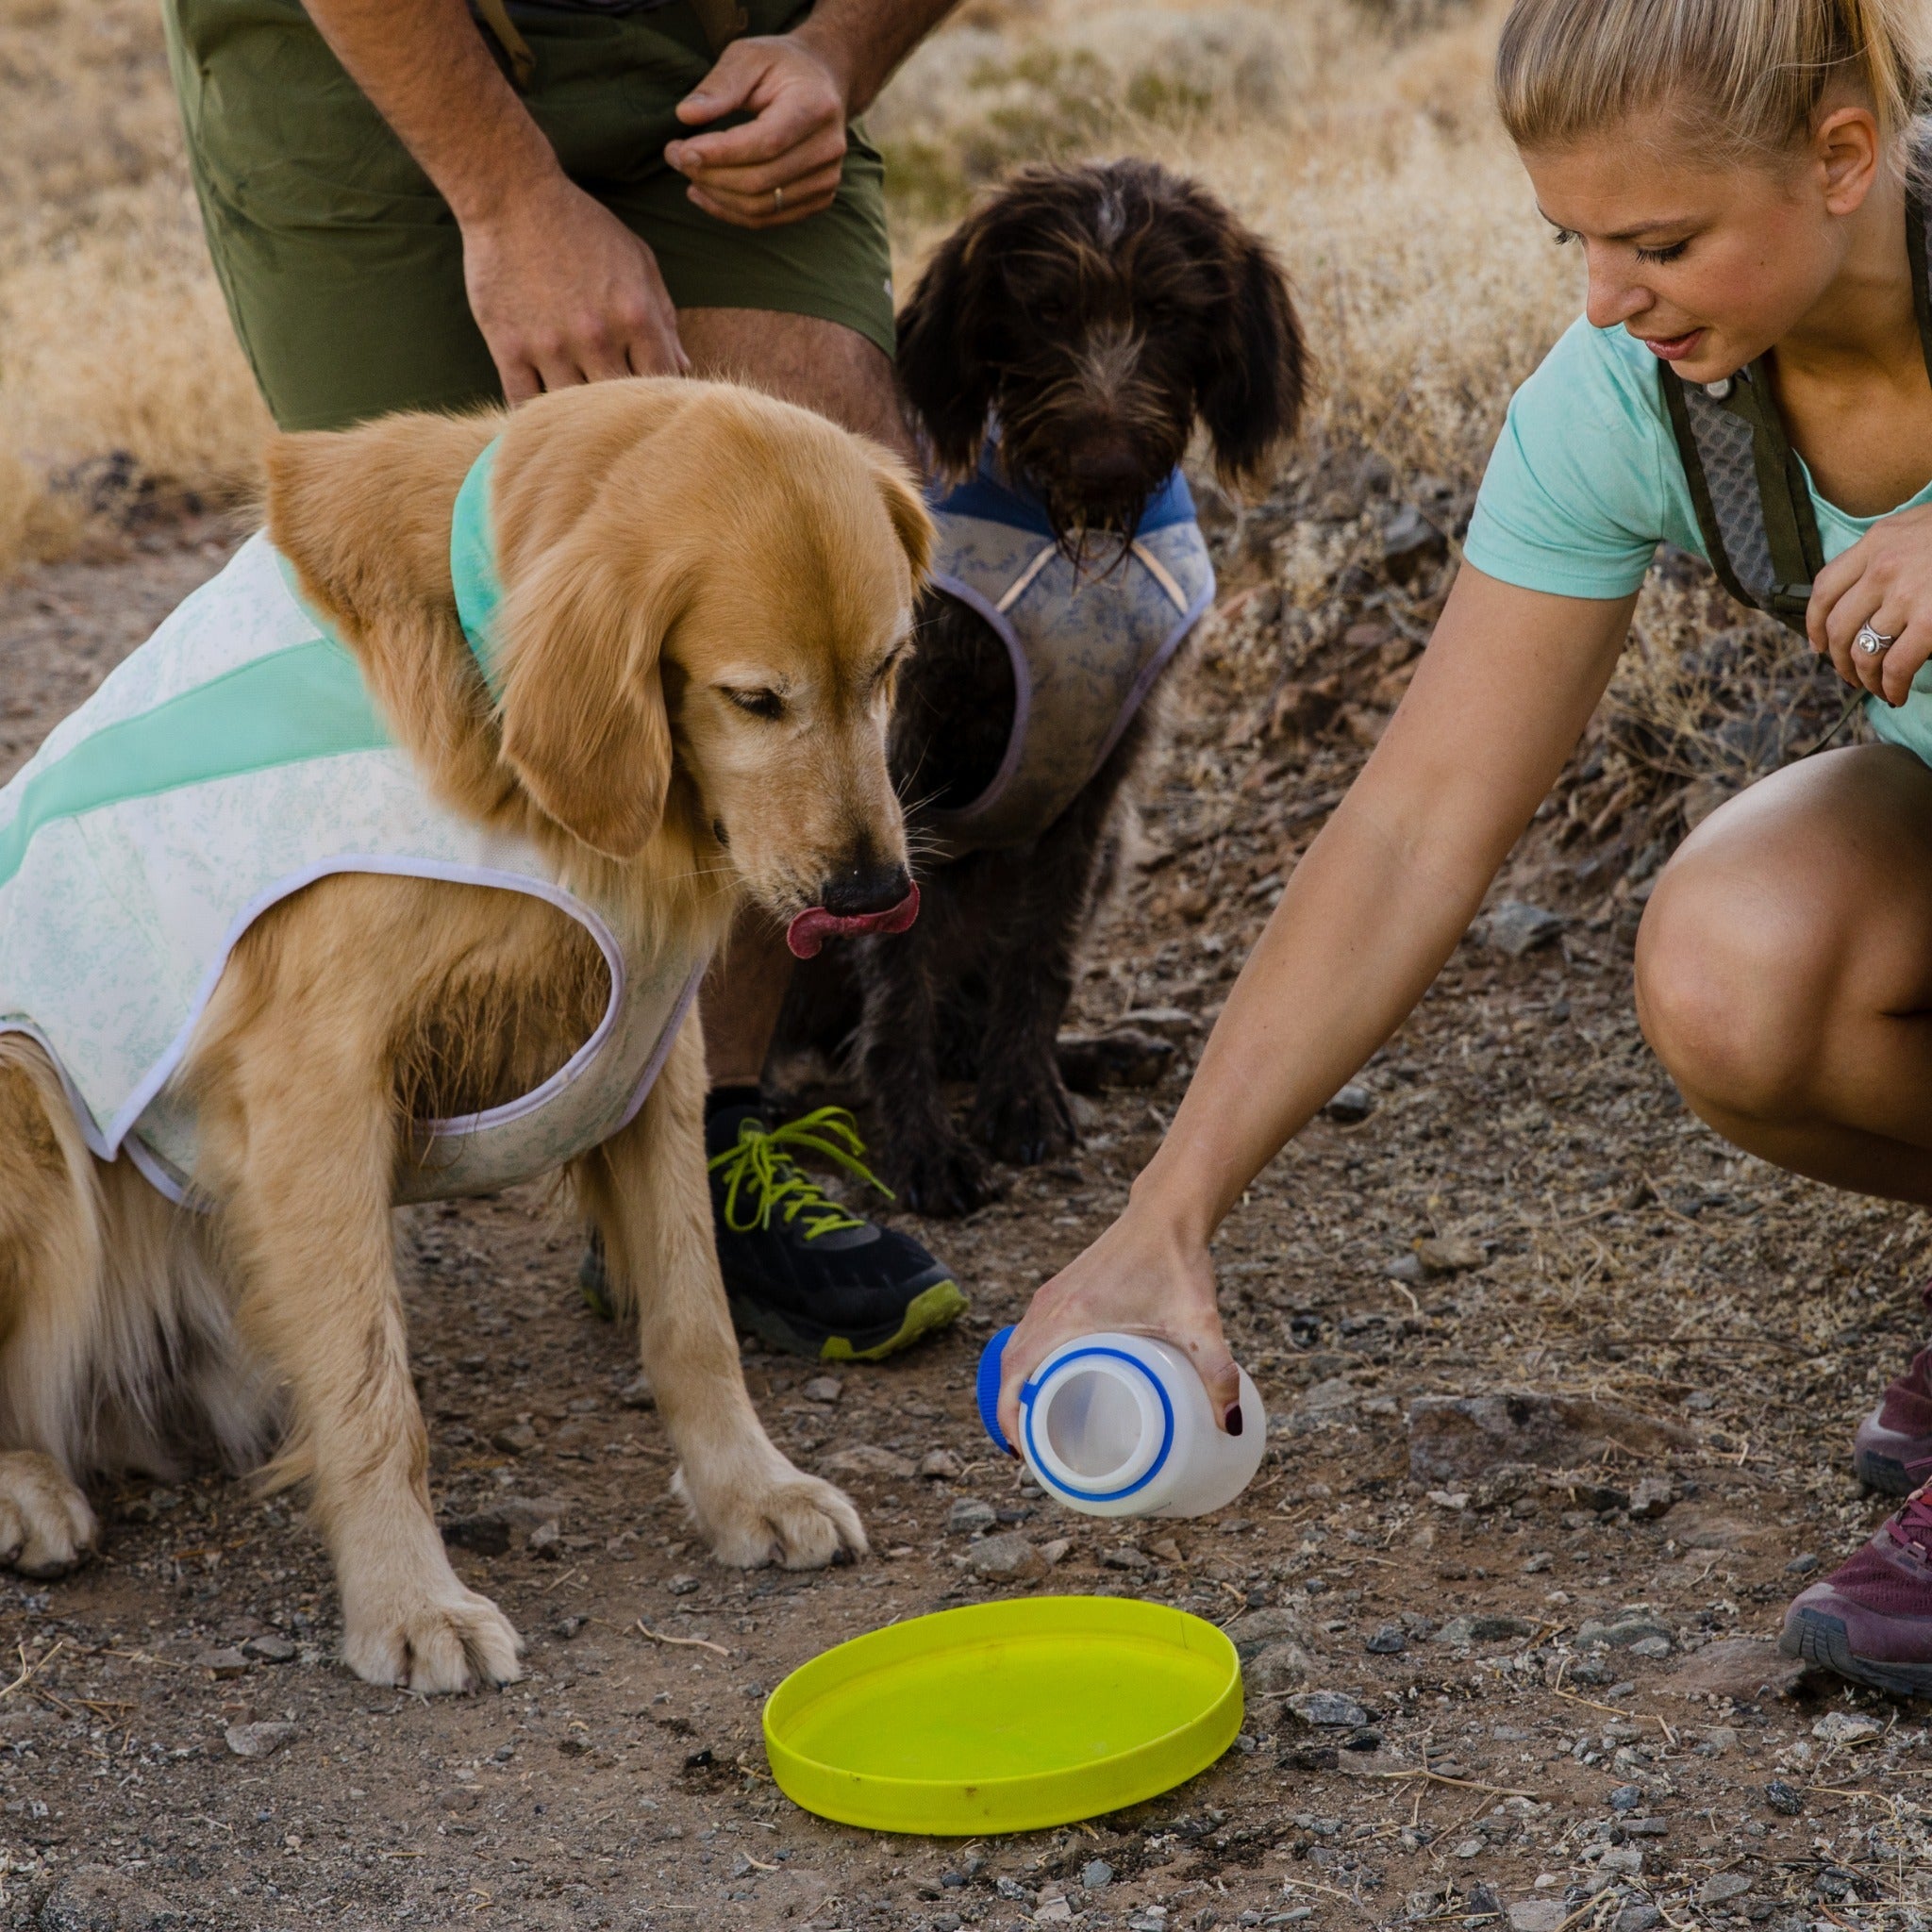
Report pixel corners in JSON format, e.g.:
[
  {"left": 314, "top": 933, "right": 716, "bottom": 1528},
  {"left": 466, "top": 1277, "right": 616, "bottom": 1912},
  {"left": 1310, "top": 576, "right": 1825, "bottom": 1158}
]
[{"left": 161, "top": 0, "right": 896, "bottom": 432}]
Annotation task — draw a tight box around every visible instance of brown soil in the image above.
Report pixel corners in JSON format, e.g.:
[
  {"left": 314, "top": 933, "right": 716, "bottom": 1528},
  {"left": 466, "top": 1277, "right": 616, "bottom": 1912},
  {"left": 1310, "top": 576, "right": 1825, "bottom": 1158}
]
[{"left": 2, "top": 513, "right": 1929, "bottom": 1932}]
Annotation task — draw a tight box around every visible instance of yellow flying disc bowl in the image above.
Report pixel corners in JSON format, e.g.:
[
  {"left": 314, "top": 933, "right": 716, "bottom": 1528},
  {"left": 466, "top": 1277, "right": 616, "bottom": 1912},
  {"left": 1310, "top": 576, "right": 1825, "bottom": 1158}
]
[{"left": 761, "top": 1595, "right": 1241, "bottom": 1836}]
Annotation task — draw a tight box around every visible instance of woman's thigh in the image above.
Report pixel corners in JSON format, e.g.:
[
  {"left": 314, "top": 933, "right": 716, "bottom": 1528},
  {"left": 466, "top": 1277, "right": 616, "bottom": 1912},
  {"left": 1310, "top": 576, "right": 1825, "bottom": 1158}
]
[{"left": 1636, "top": 741, "right": 1932, "bottom": 1183}]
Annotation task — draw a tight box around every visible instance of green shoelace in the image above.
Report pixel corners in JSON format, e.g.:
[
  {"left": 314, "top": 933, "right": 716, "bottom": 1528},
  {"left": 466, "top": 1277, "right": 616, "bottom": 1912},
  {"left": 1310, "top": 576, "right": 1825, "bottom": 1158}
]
[{"left": 707, "top": 1107, "right": 894, "bottom": 1241}]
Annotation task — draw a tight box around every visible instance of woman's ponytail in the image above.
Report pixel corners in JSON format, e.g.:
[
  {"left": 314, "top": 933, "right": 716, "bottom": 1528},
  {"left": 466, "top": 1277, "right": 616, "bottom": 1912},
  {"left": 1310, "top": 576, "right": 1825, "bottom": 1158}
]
[{"left": 1496, "top": 0, "right": 1931, "bottom": 158}]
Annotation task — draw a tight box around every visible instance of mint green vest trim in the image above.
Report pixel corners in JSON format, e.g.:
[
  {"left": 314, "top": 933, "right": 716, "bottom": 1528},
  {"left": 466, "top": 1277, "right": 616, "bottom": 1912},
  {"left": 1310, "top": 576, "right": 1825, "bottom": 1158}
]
[
  {"left": 0, "top": 640, "right": 390, "bottom": 892},
  {"left": 450, "top": 436, "right": 508, "bottom": 701}
]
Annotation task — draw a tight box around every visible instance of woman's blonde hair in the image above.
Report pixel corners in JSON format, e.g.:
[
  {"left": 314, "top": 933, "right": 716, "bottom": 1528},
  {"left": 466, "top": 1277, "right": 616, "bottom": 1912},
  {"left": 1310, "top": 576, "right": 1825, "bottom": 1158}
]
[{"left": 1496, "top": 0, "right": 1929, "bottom": 158}]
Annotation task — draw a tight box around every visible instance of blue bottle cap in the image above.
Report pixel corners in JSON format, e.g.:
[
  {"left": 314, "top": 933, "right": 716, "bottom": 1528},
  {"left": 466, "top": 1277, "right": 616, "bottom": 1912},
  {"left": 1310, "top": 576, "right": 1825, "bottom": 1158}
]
[{"left": 976, "top": 1324, "right": 1016, "bottom": 1456}]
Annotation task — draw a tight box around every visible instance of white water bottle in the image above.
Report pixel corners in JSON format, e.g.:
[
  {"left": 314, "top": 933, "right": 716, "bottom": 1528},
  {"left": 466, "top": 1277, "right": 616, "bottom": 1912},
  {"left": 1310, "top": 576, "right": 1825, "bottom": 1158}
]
[{"left": 976, "top": 1326, "right": 1266, "bottom": 1518}]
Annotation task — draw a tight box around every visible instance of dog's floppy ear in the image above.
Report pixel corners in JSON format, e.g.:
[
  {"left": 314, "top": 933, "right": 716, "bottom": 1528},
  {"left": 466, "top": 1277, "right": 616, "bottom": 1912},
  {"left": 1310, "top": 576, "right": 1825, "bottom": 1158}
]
[
  {"left": 874, "top": 454, "right": 935, "bottom": 584},
  {"left": 494, "top": 537, "right": 683, "bottom": 860},
  {"left": 895, "top": 222, "right": 996, "bottom": 477},
  {"left": 1197, "top": 231, "right": 1309, "bottom": 489}
]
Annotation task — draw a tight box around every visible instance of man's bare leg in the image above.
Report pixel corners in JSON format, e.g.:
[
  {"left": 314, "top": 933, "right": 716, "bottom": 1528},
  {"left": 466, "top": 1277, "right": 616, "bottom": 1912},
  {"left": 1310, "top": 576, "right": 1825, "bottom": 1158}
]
[{"left": 680, "top": 308, "right": 915, "bottom": 1087}]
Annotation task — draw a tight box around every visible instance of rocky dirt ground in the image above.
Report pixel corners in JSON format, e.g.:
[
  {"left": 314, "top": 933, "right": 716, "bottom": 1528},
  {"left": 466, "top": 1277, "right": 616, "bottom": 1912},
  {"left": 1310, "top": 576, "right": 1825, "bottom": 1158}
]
[{"left": 2, "top": 487, "right": 1930, "bottom": 1932}]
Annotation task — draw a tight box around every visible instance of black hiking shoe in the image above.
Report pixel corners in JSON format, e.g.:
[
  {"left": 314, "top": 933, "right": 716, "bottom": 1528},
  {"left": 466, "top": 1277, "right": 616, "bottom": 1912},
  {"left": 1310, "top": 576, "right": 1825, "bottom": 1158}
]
[{"left": 580, "top": 1104, "right": 966, "bottom": 1362}]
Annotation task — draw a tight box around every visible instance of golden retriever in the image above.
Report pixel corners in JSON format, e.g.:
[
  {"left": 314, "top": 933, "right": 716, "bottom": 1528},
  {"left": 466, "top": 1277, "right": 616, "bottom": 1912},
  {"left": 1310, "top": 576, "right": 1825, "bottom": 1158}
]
[{"left": 0, "top": 377, "right": 928, "bottom": 1691}]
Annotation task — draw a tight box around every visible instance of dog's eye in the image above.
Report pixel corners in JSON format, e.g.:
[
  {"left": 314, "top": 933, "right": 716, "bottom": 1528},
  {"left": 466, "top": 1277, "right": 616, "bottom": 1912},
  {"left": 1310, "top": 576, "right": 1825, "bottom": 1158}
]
[{"left": 724, "top": 687, "right": 785, "bottom": 721}]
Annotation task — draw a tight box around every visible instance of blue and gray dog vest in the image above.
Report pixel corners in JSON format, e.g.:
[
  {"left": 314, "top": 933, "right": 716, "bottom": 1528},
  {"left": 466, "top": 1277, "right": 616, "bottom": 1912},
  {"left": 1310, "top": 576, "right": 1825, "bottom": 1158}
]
[
  {"left": 924, "top": 455, "right": 1215, "bottom": 851},
  {"left": 0, "top": 444, "right": 702, "bottom": 1206}
]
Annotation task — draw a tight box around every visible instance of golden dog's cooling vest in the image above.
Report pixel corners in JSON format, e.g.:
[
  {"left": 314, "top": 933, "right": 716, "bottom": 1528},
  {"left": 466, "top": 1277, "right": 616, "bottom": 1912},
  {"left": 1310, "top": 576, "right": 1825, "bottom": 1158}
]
[
  {"left": 924, "top": 454, "right": 1215, "bottom": 851},
  {"left": 0, "top": 454, "right": 702, "bottom": 1206}
]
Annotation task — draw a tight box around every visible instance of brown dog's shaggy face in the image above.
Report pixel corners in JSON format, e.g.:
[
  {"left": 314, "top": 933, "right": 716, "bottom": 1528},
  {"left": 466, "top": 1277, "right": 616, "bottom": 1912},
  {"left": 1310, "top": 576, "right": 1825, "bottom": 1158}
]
[{"left": 896, "top": 158, "right": 1308, "bottom": 539}]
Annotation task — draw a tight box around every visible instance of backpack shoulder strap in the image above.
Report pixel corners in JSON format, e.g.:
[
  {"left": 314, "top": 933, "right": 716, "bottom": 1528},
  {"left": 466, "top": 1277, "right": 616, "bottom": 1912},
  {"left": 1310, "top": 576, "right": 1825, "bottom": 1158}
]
[{"left": 1658, "top": 358, "right": 1824, "bottom": 636}]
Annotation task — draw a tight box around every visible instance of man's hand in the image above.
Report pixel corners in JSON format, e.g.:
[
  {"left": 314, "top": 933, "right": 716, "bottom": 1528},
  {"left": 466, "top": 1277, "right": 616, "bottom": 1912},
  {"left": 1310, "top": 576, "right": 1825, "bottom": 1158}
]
[
  {"left": 462, "top": 174, "right": 690, "bottom": 402},
  {"left": 665, "top": 35, "right": 853, "bottom": 228}
]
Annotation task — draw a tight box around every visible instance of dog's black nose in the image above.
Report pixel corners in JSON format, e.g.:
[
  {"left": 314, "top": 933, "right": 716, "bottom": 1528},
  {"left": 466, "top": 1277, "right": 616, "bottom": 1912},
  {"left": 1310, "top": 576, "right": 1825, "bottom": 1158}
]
[
  {"left": 1066, "top": 436, "right": 1144, "bottom": 496},
  {"left": 818, "top": 859, "right": 913, "bottom": 915}
]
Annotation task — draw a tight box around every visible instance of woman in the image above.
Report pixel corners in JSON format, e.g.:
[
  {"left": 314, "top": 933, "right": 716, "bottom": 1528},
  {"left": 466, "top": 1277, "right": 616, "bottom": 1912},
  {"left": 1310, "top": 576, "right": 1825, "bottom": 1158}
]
[{"left": 999, "top": 0, "right": 1932, "bottom": 1696}]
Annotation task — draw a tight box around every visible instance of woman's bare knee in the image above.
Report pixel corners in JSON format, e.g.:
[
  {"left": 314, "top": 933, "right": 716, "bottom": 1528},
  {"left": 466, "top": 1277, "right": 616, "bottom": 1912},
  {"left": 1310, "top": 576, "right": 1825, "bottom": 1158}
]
[{"left": 1635, "top": 858, "right": 1823, "bottom": 1119}]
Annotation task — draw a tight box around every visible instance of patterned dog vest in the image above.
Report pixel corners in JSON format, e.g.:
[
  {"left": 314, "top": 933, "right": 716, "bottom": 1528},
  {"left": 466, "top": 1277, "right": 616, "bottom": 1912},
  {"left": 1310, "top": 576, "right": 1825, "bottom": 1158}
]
[
  {"left": 0, "top": 486, "right": 702, "bottom": 1207},
  {"left": 924, "top": 453, "right": 1215, "bottom": 851}
]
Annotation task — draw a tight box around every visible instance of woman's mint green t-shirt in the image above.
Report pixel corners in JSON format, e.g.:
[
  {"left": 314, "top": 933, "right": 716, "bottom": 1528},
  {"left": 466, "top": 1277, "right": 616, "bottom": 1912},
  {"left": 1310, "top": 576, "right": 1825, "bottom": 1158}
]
[{"left": 1461, "top": 316, "right": 1932, "bottom": 761}]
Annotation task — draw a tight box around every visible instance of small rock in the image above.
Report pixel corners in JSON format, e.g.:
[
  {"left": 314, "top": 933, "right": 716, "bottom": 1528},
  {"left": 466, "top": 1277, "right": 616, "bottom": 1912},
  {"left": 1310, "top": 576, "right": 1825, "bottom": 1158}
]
[
  {"left": 196, "top": 1647, "right": 250, "bottom": 1679},
  {"left": 919, "top": 1449, "right": 963, "bottom": 1480},
  {"left": 1414, "top": 1236, "right": 1485, "bottom": 1276},
  {"left": 1608, "top": 1785, "right": 1642, "bottom": 1813},
  {"left": 1578, "top": 1611, "right": 1672, "bottom": 1650},
  {"left": 1279, "top": 1744, "right": 1340, "bottom": 1772},
  {"left": 1764, "top": 1779, "right": 1805, "bottom": 1816},
  {"left": 1323, "top": 1083, "right": 1375, "bottom": 1124},
  {"left": 1659, "top": 1505, "right": 1763, "bottom": 1550},
  {"left": 1695, "top": 1874, "right": 1753, "bottom": 1906},
  {"left": 946, "top": 1498, "right": 997, "bottom": 1536},
  {"left": 967, "top": 1533, "right": 1046, "bottom": 1581},
  {"left": 558, "top": 1735, "right": 591, "bottom": 1757},
  {"left": 241, "top": 1634, "right": 296, "bottom": 1664},
  {"left": 554, "top": 1615, "right": 587, "bottom": 1641},
  {"left": 1454, "top": 1840, "right": 1483, "bottom": 1860},
  {"left": 491, "top": 1422, "right": 537, "bottom": 1455},
  {"left": 618, "top": 1374, "right": 656, "bottom": 1410},
  {"left": 225, "top": 1721, "right": 296, "bottom": 1759},
  {"left": 1365, "top": 1624, "right": 1407, "bottom": 1655},
  {"left": 1614, "top": 1908, "right": 1661, "bottom": 1932},
  {"left": 1508, "top": 1905, "right": 1567, "bottom": 1932},
  {"left": 1056, "top": 1027, "right": 1174, "bottom": 1092},
  {"left": 1039, "top": 1539, "right": 1072, "bottom": 1566},
  {"left": 667, "top": 1573, "right": 700, "bottom": 1596},
  {"left": 1627, "top": 1635, "right": 1672, "bottom": 1660},
  {"left": 1669, "top": 1637, "right": 1808, "bottom": 1702},
  {"left": 801, "top": 1375, "right": 843, "bottom": 1405},
  {"left": 1628, "top": 1476, "right": 1677, "bottom": 1520},
  {"left": 1812, "top": 1710, "right": 1881, "bottom": 1744},
  {"left": 527, "top": 1520, "right": 562, "bottom": 1558},
  {"left": 1101, "top": 1544, "right": 1152, "bottom": 1572},
  {"left": 1485, "top": 900, "right": 1563, "bottom": 958},
  {"left": 1082, "top": 1859, "right": 1115, "bottom": 1890},
  {"left": 1242, "top": 1642, "right": 1315, "bottom": 1696},
  {"left": 1784, "top": 1552, "right": 1821, "bottom": 1575},
  {"left": 1286, "top": 1690, "right": 1369, "bottom": 1728},
  {"left": 1147, "top": 1537, "right": 1184, "bottom": 1565},
  {"left": 1293, "top": 1376, "right": 1358, "bottom": 1423},
  {"left": 1435, "top": 1614, "right": 1534, "bottom": 1646},
  {"left": 820, "top": 1444, "right": 917, "bottom": 1480},
  {"left": 1522, "top": 1552, "right": 1553, "bottom": 1575}
]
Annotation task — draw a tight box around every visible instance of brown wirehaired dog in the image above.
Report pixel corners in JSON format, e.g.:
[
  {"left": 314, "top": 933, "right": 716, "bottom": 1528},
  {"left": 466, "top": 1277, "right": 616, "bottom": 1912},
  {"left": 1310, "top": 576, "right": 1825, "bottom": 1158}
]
[
  {"left": 784, "top": 160, "right": 1307, "bottom": 1213},
  {"left": 0, "top": 379, "right": 927, "bottom": 1690}
]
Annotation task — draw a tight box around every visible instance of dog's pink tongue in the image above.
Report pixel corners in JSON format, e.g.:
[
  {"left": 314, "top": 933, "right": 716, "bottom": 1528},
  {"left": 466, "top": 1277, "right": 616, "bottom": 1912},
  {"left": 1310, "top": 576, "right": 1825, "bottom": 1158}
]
[{"left": 785, "top": 884, "right": 921, "bottom": 959}]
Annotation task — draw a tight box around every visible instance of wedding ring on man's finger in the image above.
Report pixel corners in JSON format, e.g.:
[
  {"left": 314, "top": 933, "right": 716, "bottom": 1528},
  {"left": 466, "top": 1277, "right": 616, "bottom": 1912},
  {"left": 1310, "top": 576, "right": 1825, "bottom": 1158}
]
[
  {"left": 773, "top": 185, "right": 784, "bottom": 213},
  {"left": 1856, "top": 624, "right": 1896, "bottom": 657}
]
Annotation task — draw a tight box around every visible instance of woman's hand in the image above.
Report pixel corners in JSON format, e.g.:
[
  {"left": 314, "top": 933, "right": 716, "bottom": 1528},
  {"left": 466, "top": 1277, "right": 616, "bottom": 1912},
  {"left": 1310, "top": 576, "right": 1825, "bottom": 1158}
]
[
  {"left": 1808, "top": 503, "right": 1932, "bottom": 708},
  {"left": 995, "top": 1191, "right": 1239, "bottom": 1450}
]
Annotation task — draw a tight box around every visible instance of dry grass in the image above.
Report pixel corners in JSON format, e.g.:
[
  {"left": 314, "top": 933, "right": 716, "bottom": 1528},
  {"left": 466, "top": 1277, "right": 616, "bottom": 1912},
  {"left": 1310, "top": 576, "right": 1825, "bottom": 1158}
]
[{"left": 0, "top": 0, "right": 1578, "bottom": 576}]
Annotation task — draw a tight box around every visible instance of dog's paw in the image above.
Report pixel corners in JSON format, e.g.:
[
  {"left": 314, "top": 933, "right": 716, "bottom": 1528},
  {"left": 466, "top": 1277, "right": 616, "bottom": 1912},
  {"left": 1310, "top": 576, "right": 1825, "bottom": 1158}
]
[
  {"left": 674, "top": 1462, "right": 869, "bottom": 1571},
  {"left": 895, "top": 1136, "right": 1000, "bottom": 1218},
  {"left": 0, "top": 1452, "right": 96, "bottom": 1579},
  {"left": 973, "top": 1076, "right": 1077, "bottom": 1169},
  {"left": 341, "top": 1586, "right": 525, "bottom": 1695}
]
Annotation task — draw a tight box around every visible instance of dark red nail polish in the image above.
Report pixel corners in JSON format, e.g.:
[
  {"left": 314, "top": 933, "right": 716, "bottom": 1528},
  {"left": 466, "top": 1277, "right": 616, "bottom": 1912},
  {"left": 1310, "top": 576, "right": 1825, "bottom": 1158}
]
[
  {"left": 1006, "top": 1444, "right": 1021, "bottom": 1460},
  {"left": 1225, "top": 1404, "right": 1243, "bottom": 1437}
]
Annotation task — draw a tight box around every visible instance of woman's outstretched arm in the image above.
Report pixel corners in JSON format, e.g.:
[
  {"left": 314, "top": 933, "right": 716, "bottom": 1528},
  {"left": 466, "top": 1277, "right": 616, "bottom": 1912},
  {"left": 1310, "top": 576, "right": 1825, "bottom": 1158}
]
[{"left": 995, "top": 566, "right": 1639, "bottom": 1440}]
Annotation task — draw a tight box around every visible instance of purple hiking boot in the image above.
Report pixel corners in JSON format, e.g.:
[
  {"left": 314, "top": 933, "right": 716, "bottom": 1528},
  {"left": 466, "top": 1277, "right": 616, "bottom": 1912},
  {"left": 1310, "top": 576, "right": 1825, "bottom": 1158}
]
[
  {"left": 1781, "top": 1485, "right": 1932, "bottom": 1696},
  {"left": 1852, "top": 1282, "right": 1932, "bottom": 1496}
]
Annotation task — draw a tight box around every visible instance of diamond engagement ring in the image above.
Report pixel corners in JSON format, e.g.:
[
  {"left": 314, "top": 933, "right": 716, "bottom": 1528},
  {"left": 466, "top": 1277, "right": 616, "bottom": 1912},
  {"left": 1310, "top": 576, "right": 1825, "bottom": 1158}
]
[{"left": 1856, "top": 624, "right": 1896, "bottom": 656}]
